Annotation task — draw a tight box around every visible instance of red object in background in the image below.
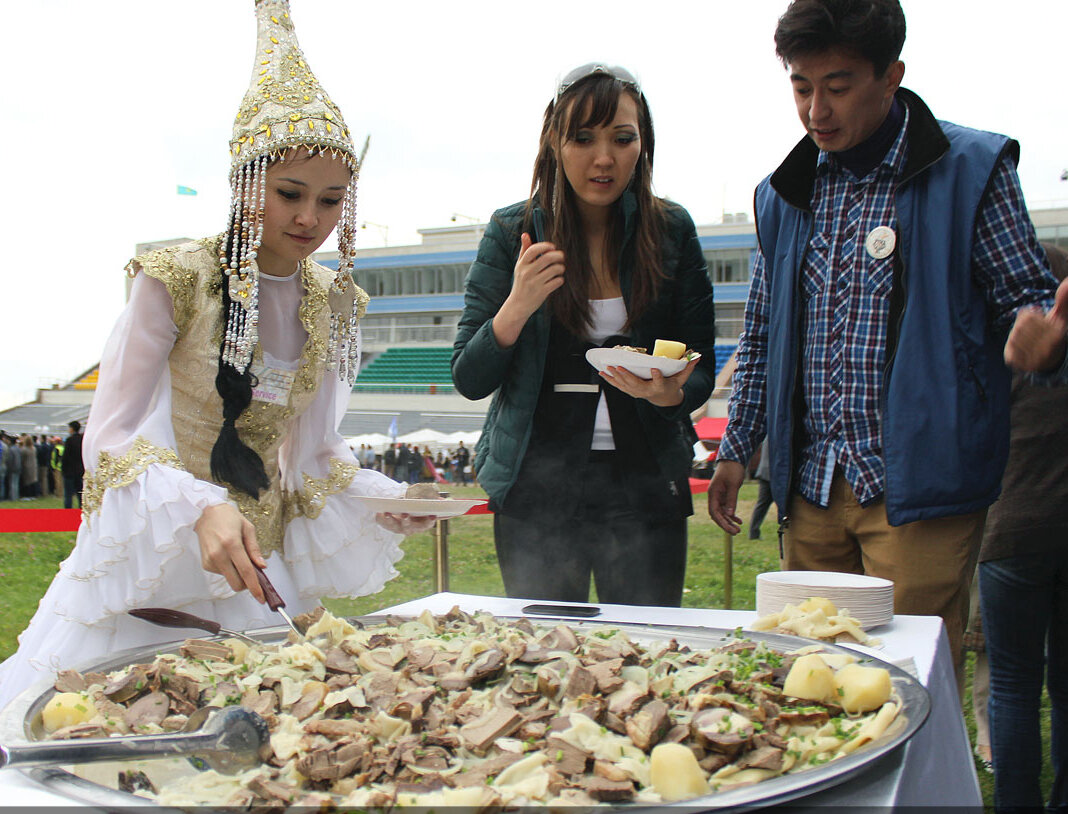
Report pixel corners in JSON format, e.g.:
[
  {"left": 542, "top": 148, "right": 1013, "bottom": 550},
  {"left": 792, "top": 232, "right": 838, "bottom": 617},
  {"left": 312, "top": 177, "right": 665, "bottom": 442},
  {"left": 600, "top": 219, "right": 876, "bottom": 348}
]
[
  {"left": 1, "top": 477, "right": 716, "bottom": 531},
  {"left": 693, "top": 416, "right": 728, "bottom": 440},
  {"left": 0, "top": 509, "right": 82, "bottom": 533},
  {"left": 424, "top": 456, "right": 447, "bottom": 484},
  {"left": 688, "top": 477, "right": 711, "bottom": 493}
]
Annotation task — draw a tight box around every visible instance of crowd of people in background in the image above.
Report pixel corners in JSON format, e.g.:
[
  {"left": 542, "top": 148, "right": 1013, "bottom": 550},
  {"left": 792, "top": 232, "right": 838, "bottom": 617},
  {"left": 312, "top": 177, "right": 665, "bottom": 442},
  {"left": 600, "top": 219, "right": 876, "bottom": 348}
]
[
  {"left": 0, "top": 421, "right": 85, "bottom": 506},
  {"left": 352, "top": 440, "right": 473, "bottom": 486},
  {"left": 3, "top": 428, "right": 478, "bottom": 498},
  {"left": 0, "top": 432, "right": 57, "bottom": 501}
]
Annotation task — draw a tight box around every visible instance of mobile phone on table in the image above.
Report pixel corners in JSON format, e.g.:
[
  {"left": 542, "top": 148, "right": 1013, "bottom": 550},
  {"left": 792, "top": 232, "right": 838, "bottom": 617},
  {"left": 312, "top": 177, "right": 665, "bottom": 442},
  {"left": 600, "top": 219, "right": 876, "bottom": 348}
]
[{"left": 521, "top": 603, "right": 601, "bottom": 618}]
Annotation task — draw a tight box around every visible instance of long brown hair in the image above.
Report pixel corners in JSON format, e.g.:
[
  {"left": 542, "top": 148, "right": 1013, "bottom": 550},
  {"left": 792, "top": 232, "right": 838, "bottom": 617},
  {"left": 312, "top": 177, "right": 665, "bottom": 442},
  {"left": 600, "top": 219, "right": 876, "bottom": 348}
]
[{"left": 526, "top": 72, "right": 666, "bottom": 337}]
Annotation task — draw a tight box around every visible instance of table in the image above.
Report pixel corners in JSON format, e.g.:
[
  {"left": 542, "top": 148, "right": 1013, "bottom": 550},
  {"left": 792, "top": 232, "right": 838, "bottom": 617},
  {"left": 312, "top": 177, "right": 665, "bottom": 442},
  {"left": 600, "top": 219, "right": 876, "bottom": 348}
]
[{"left": 0, "top": 592, "right": 982, "bottom": 810}]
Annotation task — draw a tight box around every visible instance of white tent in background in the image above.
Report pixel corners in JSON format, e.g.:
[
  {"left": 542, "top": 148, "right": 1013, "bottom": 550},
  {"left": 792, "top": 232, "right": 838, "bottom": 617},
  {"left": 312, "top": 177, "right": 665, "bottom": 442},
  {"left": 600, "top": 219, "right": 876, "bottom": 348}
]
[
  {"left": 441, "top": 430, "right": 481, "bottom": 446},
  {"left": 398, "top": 428, "right": 450, "bottom": 446},
  {"left": 348, "top": 429, "right": 480, "bottom": 453},
  {"left": 344, "top": 432, "right": 394, "bottom": 451}
]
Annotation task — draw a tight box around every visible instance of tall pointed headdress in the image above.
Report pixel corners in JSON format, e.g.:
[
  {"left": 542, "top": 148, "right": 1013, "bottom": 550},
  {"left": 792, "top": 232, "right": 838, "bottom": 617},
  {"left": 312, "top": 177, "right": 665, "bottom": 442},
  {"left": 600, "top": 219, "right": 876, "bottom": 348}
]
[{"left": 221, "top": 0, "right": 362, "bottom": 384}]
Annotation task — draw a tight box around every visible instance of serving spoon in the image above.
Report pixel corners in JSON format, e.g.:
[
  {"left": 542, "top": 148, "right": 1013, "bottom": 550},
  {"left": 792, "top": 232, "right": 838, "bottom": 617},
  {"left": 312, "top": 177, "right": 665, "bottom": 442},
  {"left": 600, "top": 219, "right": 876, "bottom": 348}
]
[
  {"left": 127, "top": 608, "right": 261, "bottom": 645},
  {"left": 127, "top": 566, "right": 303, "bottom": 644},
  {"left": 0, "top": 706, "right": 269, "bottom": 775}
]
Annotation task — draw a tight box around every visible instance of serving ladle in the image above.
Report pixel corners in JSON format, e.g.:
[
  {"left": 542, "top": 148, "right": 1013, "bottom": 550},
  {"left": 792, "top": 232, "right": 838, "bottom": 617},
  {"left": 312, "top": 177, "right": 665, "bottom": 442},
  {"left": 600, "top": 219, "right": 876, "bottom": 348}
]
[{"left": 0, "top": 706, "right": 269, "bottom": 775}]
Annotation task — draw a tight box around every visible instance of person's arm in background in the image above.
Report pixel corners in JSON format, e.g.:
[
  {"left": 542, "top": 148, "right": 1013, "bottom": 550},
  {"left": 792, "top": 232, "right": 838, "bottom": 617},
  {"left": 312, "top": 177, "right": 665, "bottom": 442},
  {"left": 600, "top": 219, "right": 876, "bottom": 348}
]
[
  {"left": 1005, "top": 275, "right": 1068, "bottom": 373},
  {"left": 708, "top": 248, "right": 771, "bottom": 534},
  {"left": 969, "top": 154, "right": 1068, "bottom": 375}
]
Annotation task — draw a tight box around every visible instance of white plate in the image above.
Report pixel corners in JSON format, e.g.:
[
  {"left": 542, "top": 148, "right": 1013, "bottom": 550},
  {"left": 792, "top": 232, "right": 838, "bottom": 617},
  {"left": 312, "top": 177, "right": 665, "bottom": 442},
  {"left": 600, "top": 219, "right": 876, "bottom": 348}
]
[
  {"left": 756, "top": 570, "right": 895, "bottom": 630},
  {"left": 356, "top": 496, "right": 486, "bottom": 517},
  {"left": 758, "top": 571, "right": 894, "bottom": 590},
  {"left": 585, "top": 347, "right": 690, "bottom": 379}
]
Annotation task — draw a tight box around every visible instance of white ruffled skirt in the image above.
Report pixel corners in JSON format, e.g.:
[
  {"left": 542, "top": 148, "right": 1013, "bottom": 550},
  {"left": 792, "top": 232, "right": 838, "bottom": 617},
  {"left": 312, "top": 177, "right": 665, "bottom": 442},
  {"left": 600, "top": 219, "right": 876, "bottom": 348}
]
[{"left": 0, "top": 467, "right": 404, "bottom": 712}]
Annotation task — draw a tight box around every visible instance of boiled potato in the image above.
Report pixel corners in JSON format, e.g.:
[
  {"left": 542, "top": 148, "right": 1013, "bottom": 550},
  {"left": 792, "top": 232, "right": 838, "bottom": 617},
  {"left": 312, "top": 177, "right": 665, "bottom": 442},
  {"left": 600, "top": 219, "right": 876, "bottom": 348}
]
[
  {"left": 652, "top": 339, "right": 686, "bottom": 359},
  {"left": 41, "top": 692, "right": 98, "bottom": 733},
  {"left": 222, "top": 637, "right": 249, "bottom": 663},
  {"left": 799, "top": 596, "right": 838, "bottom": 616},
  {"left": 650, "top": 742, "right": 708, "bottom": 801},
  {"left": 833, "top": 663, "right": 892, "bottom": 713},
  {"left": 817, "top": 653, "right": 859, "bottom": 671},
  {"left": 782, "top": 653, "right": 836, "bottom": 703}
]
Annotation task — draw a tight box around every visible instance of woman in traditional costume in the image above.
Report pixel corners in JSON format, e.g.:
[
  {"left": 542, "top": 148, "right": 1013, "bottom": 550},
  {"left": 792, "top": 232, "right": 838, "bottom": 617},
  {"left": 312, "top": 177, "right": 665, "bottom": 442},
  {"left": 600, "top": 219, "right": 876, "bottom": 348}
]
[{"left": 0, "top": 0, "right": 431, "bottom": 710}]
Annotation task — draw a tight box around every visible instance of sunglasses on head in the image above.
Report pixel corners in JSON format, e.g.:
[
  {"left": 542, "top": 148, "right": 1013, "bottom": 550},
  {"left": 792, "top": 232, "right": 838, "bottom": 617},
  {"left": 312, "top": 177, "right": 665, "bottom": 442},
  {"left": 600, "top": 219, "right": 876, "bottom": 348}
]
[{"left": 555, "top": 63, "right": 641, "bottom": 102}]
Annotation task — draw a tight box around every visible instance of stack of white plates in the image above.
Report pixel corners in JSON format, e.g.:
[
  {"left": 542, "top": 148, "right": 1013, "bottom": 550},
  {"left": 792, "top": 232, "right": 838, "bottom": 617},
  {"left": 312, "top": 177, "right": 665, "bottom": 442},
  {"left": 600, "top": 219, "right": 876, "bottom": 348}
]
[{"left": 756, "top": 571, "right": 895, "bottom": 629}]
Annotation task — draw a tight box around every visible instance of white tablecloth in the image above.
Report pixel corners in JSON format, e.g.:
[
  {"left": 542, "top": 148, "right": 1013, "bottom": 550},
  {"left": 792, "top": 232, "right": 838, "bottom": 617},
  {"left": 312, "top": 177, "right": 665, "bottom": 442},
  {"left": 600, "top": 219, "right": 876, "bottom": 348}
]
[{"left": 0, "top": 591, "right": 983, "bottom": 810}]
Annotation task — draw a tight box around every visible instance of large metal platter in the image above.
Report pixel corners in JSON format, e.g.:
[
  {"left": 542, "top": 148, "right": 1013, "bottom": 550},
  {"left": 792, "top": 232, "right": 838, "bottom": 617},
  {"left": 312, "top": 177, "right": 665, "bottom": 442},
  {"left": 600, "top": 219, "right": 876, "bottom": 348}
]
[{"left": 0, "top": 615, "right": 930, "bottom": 811}]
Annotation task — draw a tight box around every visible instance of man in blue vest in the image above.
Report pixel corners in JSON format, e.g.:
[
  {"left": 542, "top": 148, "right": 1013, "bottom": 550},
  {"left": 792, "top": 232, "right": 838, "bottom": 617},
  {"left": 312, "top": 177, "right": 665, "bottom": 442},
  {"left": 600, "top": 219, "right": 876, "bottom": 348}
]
[{"left": 708, "top": 0, "right": 1057, "bottom": 685}]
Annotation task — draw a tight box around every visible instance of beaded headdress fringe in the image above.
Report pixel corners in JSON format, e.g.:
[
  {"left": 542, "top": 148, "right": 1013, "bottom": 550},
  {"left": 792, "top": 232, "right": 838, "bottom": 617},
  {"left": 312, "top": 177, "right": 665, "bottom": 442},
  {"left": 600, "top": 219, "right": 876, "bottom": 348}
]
[{"left": 222, "top": 0, "right": 361, "bottom": 385}]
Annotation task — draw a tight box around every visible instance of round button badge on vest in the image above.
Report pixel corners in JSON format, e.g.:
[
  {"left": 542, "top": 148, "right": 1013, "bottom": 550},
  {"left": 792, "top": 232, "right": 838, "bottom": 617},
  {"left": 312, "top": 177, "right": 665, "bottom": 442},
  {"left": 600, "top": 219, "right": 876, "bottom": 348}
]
[{"left": 865, "top": 226, "right": 896, "bottom": 259}]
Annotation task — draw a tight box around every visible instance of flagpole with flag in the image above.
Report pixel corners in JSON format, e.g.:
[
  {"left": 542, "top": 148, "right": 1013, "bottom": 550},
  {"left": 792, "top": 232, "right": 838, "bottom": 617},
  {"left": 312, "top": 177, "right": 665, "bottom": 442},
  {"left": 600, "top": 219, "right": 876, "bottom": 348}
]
[{"left": 388, "top": 416, "right": 398, "bottom": 442}]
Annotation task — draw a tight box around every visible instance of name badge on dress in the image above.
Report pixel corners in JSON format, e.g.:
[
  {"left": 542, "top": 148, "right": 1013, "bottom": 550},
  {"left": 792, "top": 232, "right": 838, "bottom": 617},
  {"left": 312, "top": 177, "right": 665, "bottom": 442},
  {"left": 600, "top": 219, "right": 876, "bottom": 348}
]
[{"left": 250, "top": 363, "right": 297, "bottom": 405}]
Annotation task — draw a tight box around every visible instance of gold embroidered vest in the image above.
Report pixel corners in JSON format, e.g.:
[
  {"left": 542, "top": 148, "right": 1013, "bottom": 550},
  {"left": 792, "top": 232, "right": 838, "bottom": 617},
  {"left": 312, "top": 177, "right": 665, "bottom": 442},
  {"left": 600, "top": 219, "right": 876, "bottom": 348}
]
[{"left": 126, "top": 236, "right": 366, "bottom": 554}]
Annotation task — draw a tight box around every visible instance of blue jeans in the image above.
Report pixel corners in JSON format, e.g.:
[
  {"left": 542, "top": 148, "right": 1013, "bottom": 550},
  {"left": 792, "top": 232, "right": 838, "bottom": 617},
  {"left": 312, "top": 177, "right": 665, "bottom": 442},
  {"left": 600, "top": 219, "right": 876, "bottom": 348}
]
[
  {"left": 6, "top": 472, "right": 18, "bottom": 502},
  {"left": 63, "top": 475, "right": 82, "bottom": 509},
  {"left": 980, "top": 551, "right": 1068, "bottom": 811}
]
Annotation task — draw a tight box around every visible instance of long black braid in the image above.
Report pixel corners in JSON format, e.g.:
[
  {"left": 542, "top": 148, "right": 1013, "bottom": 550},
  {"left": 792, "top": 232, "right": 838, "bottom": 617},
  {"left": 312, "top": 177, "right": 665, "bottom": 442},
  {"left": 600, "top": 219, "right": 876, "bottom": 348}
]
[{"left": 209, "top": 225, "right": 270, "bottom": 499}]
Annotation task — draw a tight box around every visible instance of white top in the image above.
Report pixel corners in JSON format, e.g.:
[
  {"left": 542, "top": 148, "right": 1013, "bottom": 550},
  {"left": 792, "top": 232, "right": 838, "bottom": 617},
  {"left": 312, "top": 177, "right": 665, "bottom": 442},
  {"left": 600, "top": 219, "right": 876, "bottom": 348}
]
[
  {"left": 0, "top": 268, "right": 406, "bottom": 711},
  {"left": 257, "top": 266, "right": 307, "bottom": 363},
  {"left": 586, "top": 298, "right": 627, "bottom": 450}
]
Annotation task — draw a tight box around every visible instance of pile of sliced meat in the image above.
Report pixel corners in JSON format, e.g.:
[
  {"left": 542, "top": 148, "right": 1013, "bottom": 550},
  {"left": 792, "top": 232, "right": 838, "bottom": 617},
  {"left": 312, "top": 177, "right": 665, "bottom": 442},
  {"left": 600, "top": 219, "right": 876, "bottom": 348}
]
[{"left": 45, "top": 607, "right": 869, "bottom": 808}]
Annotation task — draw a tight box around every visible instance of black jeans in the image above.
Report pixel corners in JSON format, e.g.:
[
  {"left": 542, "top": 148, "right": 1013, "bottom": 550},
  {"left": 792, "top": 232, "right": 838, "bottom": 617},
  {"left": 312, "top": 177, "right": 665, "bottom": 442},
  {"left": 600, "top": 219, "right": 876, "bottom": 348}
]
[{"left": 494, "top": 455, "right": 687, "bottom": 607}]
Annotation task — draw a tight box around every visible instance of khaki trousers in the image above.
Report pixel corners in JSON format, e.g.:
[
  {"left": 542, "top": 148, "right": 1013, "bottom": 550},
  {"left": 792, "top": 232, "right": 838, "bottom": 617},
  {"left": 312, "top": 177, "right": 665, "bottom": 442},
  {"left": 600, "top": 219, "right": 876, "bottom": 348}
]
[{"left": 784, "top": 471, "right": 984, "bottom": 694}]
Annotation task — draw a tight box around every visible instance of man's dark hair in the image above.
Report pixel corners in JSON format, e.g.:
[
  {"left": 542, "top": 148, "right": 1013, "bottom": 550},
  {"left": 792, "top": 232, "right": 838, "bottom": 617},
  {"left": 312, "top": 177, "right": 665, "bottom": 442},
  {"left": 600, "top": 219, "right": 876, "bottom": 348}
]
[
  {"left": 774, "top": 0, "right": 906, "bottom": 77},
  {"left": 68, "top": 421, "right": 81, "bottom": 433}
]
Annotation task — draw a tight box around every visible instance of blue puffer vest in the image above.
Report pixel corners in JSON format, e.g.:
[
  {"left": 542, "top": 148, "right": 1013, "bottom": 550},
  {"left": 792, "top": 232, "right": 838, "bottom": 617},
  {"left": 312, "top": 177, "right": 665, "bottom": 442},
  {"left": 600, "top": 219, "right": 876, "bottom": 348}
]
[{"left": 756, "top": 88, "right": 1019, "bottom": 526}]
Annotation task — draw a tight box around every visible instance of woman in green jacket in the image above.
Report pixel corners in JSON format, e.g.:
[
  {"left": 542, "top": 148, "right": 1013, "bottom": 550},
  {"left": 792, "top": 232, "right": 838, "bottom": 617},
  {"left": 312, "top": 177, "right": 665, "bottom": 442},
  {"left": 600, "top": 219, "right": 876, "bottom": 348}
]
[{"left": 452, "top": 63, "right": 717, "bottom": 606}]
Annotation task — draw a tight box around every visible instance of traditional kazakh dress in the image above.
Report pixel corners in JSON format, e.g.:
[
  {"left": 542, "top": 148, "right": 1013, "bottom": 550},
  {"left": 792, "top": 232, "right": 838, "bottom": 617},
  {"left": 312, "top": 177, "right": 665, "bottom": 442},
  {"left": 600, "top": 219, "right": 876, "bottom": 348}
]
[{"left": 0, "top": 237, "right": 406, "bottom": 710}]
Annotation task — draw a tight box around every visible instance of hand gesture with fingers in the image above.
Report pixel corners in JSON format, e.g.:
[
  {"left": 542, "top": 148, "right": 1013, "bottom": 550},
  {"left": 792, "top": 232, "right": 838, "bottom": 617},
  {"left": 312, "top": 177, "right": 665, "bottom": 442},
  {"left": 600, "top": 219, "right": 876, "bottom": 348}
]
[
  {"left": 493, "top": 232, "right": 566, "bottom": 348},
  {"left": 511, "top": 232, "right": 566, "bottom": 316},
  {"left": 194, "top": 503, "right": 268, "bottom": 602}
]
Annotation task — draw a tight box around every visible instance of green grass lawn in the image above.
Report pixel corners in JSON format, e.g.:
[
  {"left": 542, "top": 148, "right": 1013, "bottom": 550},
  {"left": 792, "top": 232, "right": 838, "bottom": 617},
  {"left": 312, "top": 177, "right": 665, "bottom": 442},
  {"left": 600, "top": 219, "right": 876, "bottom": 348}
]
[
  {"left": 324, "top": 481, "right": 781, "bottom": 617},
  {"left": 1, "top": 482, "right": 1056, "bottom": 807}
]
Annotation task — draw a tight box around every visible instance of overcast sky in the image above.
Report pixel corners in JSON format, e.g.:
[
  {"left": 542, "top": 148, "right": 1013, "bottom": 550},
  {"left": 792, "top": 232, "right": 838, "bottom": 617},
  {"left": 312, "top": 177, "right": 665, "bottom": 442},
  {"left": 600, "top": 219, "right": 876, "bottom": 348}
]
[{"left": 2, "top": 0, "right": 1066, "bottom": 411}]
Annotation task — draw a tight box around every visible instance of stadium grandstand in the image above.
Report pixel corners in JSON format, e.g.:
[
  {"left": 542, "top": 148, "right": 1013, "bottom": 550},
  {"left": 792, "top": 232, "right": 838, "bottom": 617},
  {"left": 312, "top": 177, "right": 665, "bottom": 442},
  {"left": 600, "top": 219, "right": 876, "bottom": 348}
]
[{"left": 6, "top": 206, "right": 1068, "bottom": 440}]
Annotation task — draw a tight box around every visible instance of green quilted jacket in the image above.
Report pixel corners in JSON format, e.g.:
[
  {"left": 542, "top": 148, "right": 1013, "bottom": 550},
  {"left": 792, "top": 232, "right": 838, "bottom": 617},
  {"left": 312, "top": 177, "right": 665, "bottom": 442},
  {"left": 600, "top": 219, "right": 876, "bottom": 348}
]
[{"left": 451, "top": 194, "right": 717, "bottom": 509}]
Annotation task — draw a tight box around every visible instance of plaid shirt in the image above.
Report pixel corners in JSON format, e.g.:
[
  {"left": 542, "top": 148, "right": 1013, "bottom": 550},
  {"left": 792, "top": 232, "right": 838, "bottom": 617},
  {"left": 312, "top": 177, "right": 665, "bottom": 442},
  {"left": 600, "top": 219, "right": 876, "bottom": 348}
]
[{"left": 720, "top": 106, "right": 1053, "bottom": 508}]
